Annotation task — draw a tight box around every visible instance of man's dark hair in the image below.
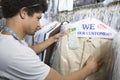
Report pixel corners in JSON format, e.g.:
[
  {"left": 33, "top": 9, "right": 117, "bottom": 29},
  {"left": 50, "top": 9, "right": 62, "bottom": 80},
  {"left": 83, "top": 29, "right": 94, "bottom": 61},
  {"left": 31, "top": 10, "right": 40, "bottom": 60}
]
[{"left": 1, "top": 0, "right": 48, "bottom": 18}]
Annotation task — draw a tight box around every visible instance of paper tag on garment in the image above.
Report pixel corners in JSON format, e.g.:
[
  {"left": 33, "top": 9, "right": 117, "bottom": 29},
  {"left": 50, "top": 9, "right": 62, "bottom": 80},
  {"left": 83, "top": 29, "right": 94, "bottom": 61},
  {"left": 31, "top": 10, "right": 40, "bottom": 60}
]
[
  {"left": 68, "top": 32, "right": 79, "bottom": 49},
  {"left": 67, "top": 27, "right": 79, "bottom": 49},
  {"left": 67, "top": 18, "right": 117, "bottom": 38}
]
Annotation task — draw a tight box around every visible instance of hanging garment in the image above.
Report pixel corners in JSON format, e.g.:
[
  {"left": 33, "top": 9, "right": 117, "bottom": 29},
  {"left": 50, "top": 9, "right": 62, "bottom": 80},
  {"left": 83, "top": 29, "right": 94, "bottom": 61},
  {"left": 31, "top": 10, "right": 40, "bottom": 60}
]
[
  {"left": 84, "top": 0, "right": 96, "bottom": 5},
  {"left": 108, "top": 32, "right": 120, "bottom": 80},
  {"left": 43, "top": 22, "right": 68, "bottom": 65},
  {"left": 103, "top": 0, "right": 120, "bottom": 5},
  {"left": 34, "top": 21, "right": 59, "bottom": 61},
  {"left": 53, "top": 0, "right": 59, "bottom": 15},
  {"left": 43, "top": 23, "right": 61, "bottom": 64},
  {"left": 50, "top": 18, "right": 117, "bottom": 80},
  {"left": 58, "top": 0, "right": 73, "bottom": 11},
  {"left": 51, "top": 35, "right": 112, "bottom": 78},
  {"left": 73, "top": 0, "right": 96, "bottom": 7},
  {"left": 110, "top": 13, "right": 120, "bottom": 32}
]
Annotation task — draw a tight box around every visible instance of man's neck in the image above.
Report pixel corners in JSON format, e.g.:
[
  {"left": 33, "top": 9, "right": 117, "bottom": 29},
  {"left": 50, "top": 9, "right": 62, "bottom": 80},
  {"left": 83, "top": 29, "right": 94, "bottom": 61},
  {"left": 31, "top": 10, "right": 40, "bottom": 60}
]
[{"left": 3, "top": 18, "right": 25, "bottom": 40}]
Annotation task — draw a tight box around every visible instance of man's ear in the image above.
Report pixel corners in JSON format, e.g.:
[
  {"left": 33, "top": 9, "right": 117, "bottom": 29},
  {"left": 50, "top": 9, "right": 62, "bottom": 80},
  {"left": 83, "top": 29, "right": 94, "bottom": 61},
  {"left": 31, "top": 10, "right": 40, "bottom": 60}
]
[{"left": 19, "top": 7, "right": 28, "bottom": 19}]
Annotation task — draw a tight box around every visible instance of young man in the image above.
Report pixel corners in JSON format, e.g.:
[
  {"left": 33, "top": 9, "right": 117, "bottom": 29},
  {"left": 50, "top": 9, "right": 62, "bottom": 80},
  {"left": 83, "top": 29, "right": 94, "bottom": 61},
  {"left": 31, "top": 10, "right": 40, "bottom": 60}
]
[{"left": 0, "top": 0, "right": 102, "bottom": 80}]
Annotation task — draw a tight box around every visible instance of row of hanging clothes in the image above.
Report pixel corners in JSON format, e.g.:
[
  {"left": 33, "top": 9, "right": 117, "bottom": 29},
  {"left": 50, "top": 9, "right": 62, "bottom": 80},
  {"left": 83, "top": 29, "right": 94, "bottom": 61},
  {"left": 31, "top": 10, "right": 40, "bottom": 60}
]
[
  {"left": 46, "top": 0, "right": 118, "bottom": 17},
  {"left": 35, "top": 21, "right": 61, "bottom": 64},
  {"left": 25, "top": 20, "right": 69, "bottom": 65},
  {"left": 49, "top": 18, "right": 118, "bottom": 80},
  {"left": 24, "top": 17, "right": 120, "bottom": 80}
]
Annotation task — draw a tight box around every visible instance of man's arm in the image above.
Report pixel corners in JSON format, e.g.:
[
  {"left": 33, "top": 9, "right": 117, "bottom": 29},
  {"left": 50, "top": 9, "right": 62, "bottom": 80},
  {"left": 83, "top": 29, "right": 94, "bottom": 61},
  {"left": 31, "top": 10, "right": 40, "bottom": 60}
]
[
  {"left": 45, "top": 56, "right": 102, "bottom": 80},
  {"left": 30, "top": 33, "right": 64, "bottom": 54}
]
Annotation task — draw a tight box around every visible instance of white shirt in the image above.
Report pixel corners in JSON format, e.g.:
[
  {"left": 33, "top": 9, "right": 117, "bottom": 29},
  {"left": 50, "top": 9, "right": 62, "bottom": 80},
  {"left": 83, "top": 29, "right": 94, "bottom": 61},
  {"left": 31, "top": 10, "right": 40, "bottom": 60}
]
[{"left": 0, "top": 34, "right": 50, "bottom": 80}]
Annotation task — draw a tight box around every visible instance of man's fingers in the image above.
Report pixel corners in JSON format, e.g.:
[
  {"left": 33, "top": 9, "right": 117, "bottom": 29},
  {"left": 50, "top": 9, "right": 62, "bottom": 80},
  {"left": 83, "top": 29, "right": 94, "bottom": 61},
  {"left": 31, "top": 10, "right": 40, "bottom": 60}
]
[{"left": 98, "top": 59, "right": 104, "bottom": 67}]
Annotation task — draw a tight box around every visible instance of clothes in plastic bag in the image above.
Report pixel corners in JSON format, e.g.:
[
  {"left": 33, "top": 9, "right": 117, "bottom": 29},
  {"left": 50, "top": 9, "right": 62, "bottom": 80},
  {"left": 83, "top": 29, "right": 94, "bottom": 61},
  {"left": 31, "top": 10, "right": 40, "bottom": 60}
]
[
  {"left": 108, "top": 32, "right": 120, "bottom": 80},
  {"left": 50, "top": 18, "right": 117, "bottom": 80}
]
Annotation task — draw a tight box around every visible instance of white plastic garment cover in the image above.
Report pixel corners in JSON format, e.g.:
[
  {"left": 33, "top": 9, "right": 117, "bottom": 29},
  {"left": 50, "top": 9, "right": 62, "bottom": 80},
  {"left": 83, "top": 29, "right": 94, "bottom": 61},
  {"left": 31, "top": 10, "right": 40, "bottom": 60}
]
[
  {"left": 50, "top": 18, "right": 117, "bottom": 80},
  {"left": 108, "top": 32, "right": 120, "bottom": 80}
]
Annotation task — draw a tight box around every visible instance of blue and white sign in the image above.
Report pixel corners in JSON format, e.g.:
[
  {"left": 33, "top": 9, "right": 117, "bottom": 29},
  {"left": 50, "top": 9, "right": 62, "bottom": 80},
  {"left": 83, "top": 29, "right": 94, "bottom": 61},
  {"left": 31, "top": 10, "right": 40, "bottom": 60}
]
[{"left": 66, "top": 18, "right": 117, "bottom": 38}]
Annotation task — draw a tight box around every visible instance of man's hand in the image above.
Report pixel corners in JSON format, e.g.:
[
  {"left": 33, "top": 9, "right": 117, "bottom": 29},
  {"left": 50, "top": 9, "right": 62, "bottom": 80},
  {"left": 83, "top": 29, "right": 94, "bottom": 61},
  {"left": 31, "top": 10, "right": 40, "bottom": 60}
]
[
  {"left": 85, "top": 56, "right": 103, "bottom": 74},
  {"left": 50, "top": 33, "right": 65, "bottom": 42}
]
